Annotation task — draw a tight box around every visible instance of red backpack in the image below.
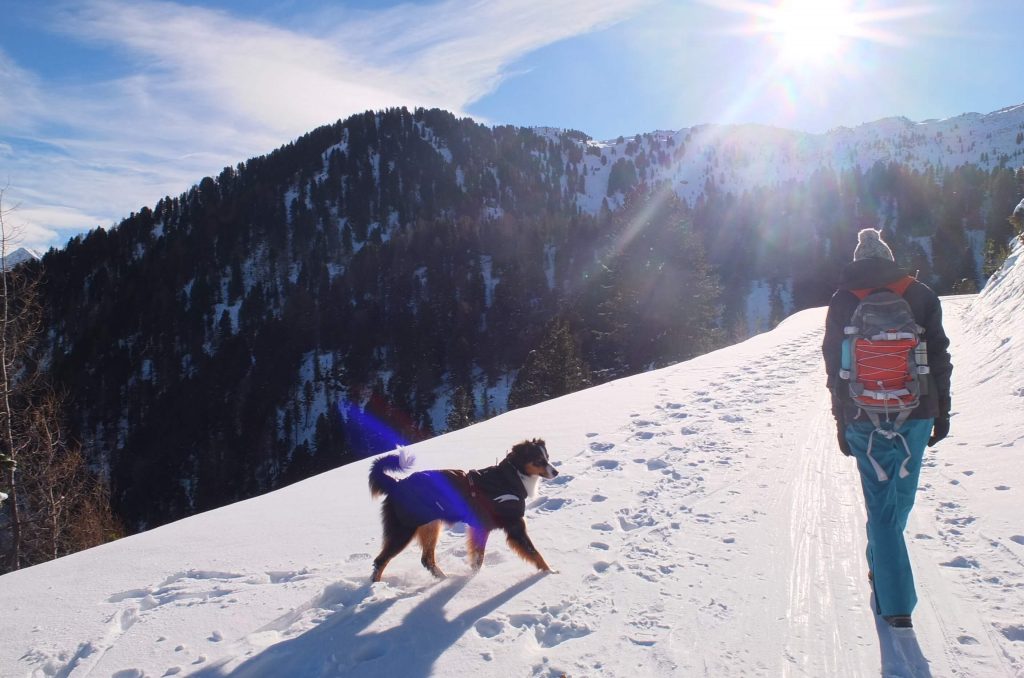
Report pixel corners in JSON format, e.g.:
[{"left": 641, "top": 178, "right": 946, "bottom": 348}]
[{"left": 839, "top": 276, "right": 929, "bottom": 480}]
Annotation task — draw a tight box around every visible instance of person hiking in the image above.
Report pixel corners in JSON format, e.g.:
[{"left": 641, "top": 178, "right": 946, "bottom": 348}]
[{"left": 822, "top": 228, "right": 953, "bottom": 629}]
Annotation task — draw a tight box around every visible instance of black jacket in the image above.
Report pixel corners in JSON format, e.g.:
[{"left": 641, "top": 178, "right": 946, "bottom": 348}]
[
  {"left": 822, "top": 258, "right": 952, "bottom": 422},
  {"left": 467, "top": 459, "right": 529, "bottom": 522}
]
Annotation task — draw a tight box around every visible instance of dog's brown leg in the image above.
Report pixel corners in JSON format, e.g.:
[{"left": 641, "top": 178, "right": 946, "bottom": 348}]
[
  {"left": 371, "top": 524, "right": 417, "bottom": 583},
  {"left": 416, "top": 521, "right": 446, "bottom": 579},
  {"left": 504, "top": 518, "right": 551, "bottom": 572},
  {"left": 467, "top": 525, "right": 490, "bottom": 571}
]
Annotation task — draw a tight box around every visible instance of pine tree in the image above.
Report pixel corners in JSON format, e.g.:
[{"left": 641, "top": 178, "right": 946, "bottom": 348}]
[
  {"left": 445, "top": 385, "right": 475, "bottom": 432},
  {"left": 508, "top": 319, "right": 591, "bottom": 410}
]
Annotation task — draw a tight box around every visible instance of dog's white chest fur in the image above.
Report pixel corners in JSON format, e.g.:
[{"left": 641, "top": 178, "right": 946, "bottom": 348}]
[{"left": 519, "top": 472, "right": 540, "bottom": 498}]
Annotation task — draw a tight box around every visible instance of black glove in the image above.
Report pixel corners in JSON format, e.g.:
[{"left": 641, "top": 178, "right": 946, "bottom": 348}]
[
  {"left": 928, "top": 417, "right": 949, "bottom": 447},
  {"left": 830, "top": 390, "right": 845, "bottom": 421},
  {"left": 837, "top": 426, "right": 852, "bottom": 456},
  {"left": 830, "top": 389, "right": 852, "bottom": 456}
]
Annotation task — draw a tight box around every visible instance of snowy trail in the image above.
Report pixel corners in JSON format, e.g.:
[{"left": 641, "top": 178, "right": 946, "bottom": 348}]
[{"left": 3, "top": 273, "right": 1024, "bottom": 677}]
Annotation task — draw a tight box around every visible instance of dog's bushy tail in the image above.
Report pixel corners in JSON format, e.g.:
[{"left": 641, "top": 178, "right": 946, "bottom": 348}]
[{"left": 368, "top": 448, "right": 415, "bottom": 498}]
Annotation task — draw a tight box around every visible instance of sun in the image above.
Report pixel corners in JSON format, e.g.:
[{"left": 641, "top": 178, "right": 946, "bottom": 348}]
[
  {"left": 763, "top": 0, "right": 858, "bottom": 64},
  {"left": 709, "top": 0, "right": 929, "bottom": 68}
]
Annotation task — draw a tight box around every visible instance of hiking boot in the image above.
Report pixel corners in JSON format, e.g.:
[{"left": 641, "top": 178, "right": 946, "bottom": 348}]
[{"left": 884, "top": 615, "right": 913, "bottom": 629}]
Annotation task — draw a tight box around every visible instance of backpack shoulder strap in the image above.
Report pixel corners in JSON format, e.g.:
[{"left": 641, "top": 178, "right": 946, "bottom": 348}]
[
  {"left": 888, "top": 275, "right": 915, "bottom": 296},
  {"left": 850, "top": 274, "right": 916, "bottom": 300}
]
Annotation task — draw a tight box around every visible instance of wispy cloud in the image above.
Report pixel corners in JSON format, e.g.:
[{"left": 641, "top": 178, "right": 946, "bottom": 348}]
[{"left": 2, "top": 0, "right": 648, "bottom": 250}]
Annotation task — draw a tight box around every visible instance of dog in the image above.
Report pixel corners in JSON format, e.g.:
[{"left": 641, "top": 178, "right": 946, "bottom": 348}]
[{"left": 367, "top": 438, "right": 558, "bottom": 582}]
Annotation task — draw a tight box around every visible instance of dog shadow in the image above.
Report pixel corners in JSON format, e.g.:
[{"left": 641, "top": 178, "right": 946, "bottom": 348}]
[
  {"left": 872, "top": 614, "right": 932, "bottom": 677},
  {"left": 193, "top": 572, "right": 546, "bottom": 677}
]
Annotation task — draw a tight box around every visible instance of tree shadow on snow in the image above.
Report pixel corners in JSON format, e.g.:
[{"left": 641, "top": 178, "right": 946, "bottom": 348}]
[
  {"left": 193, "top": 572, "right": 546, "bottom": 677},
  {"left": 873, "top": 613, "right": 932, "bottom": 677}
]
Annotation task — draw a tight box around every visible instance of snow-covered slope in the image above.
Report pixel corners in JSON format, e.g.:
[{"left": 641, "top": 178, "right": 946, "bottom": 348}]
[
  {"left": 2, "top": 245, "right": 1023, "bottom": 677},
  {"left": 568, "top": 103, "right": 1024, "bottom": 212}
]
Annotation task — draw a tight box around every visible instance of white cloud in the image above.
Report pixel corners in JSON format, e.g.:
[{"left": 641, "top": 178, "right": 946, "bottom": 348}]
[{"left": 2, "top": 0, "right": 648, "bottom": 250}]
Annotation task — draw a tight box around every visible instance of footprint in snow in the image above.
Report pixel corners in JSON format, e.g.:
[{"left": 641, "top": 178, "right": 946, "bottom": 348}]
[
  {"left": 996, "top": 624, "right": 1024, "bottom": 642},
  {"left": 940, "top": 555, "right": 980, "bottom": 568},
  {"left": 474, "top": 618, "right": 504, "bottom": 639},
  {"left": 509, "top": 613, "right": 592, "bottom": 647},
  {"left": 531, "top": 497, "right": 569, "bottom": 512},
  {"left": 594, "top": 459, "right": 620, "bottom": 470},
  {"left": 589, "top": 441, "right": 615, "bottom": 453},
  {"left": 617, "top": 511, "right": 657, "bottom": 531}
]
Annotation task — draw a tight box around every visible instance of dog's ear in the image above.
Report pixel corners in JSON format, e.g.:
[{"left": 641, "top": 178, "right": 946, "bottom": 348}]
[
  {"left": 507, "top": 441, "right": 527, "bottom": 462},
  {"left": 506, "top": 440, "right": 534, "bottom": 470},
  {"left": 508, "top": 439, "right": 549, "bottom": 468}
]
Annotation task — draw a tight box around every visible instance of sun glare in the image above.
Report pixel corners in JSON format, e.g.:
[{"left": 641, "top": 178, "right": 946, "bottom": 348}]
[
  {"left": 765, "top": 0, "right": 857, "bottom": 63},
  {"left": 711, "top": 0, "right": 934, "bottom": 70},
  {"left": 771, "top": 0, "right": 853, "bottom": 61}
]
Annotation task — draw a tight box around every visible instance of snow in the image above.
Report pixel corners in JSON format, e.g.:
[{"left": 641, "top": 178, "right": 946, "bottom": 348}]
[
  {"left": 2, "top": 246, "right": 1024, "bottom": 677},
  {"left": 1, "top": 247, "right": 42, "bottom": 268},
  {"left": 567, "top": 104, "right": 1024, "bottom": 216}
]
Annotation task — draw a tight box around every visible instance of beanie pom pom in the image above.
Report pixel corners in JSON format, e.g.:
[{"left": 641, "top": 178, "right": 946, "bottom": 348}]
[{"left": 853, "top": 228, "right": 895, "bottom": 262}]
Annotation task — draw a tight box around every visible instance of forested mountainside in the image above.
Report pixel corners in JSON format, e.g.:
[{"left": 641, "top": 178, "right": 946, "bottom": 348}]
[{"left": 26, "top": 105, "right": 1024, "bottom": 531}]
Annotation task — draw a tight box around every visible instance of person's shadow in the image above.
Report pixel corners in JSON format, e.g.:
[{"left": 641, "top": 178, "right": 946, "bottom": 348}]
[
  {"left": 873, "top": 613, "right": 932, "bottom": 677},
  {"left": 192, "top": 572, "right": 546, "bottom": 677}
]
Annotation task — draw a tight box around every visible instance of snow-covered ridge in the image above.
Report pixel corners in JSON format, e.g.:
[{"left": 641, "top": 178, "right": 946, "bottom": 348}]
[{"left": 551, "top": 102, "right": 1024, "bottom": 212}]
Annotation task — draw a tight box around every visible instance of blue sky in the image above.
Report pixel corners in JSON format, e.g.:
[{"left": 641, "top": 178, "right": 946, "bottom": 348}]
[{"left": 0, "top": 0, "right": 1020, "bottom": 251}]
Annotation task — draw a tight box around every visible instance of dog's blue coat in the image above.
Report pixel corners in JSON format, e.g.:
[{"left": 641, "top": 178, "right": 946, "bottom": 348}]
[{"left": 390, "top": 459, "right": 527, "bottom": 528}]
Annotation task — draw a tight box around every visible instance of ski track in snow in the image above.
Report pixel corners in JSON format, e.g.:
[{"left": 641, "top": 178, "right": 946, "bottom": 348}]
[{"left": 6, "top": 283, "right": 1024, "bottom": 676}]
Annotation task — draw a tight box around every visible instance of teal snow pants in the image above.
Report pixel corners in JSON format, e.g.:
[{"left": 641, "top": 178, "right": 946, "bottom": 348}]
[{"left": 844, "top": 418, "right": 933, "bottom": 617}]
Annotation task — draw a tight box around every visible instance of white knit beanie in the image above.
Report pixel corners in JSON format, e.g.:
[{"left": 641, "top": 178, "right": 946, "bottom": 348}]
[{"left": 853, "top": 228, "right": 895, "bottom": 262}]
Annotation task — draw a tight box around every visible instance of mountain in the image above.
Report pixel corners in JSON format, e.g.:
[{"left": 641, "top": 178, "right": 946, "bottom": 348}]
[
  {"left": 560, "top": 102, "right": 1024, "bottom": 215},
  {"left": 23, "top": 105, "right": 1024, "bottom": 534},
  {"left": 2, "top": 247, "right": 42, "bottom": 268},
  {"left": 2, "top": 240, "right": 1021, "bottom": 677}
]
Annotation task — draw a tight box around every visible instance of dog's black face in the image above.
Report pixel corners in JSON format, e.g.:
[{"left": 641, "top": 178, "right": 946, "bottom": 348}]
[{"left": 507, "top": 438, "right": 558, "bottom": 479}]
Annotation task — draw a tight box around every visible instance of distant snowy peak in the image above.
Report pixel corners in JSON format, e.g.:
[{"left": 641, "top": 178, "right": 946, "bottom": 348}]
[
  {"left": 555, "top": 102, "right": 1024, "bottom": 213},
  {"left": 3, "top": 247, "right": 42, "bottom": 268}
]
